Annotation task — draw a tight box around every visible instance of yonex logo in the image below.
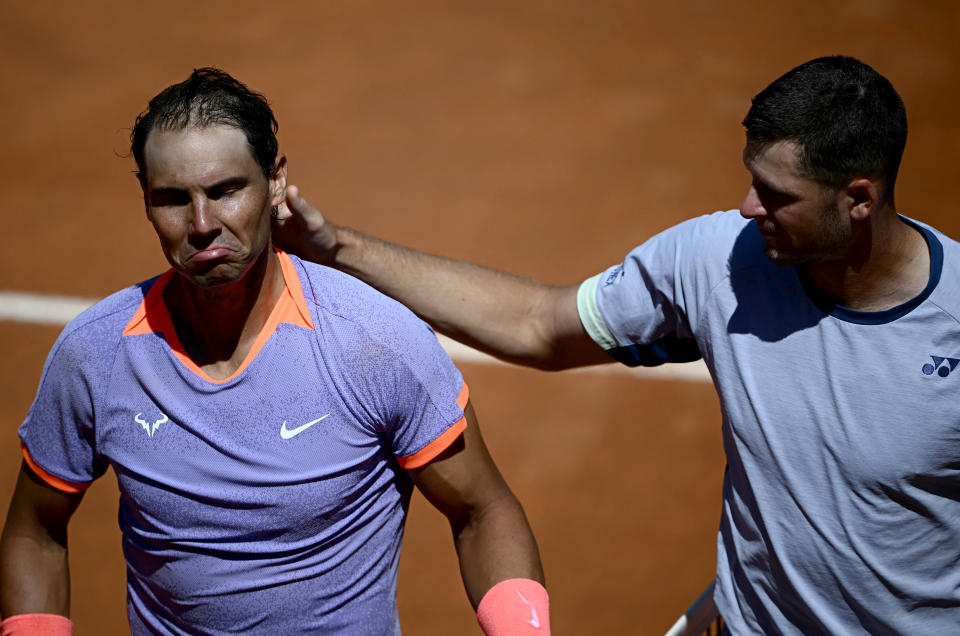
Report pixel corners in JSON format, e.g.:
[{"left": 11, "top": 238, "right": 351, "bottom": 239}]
[
  {"left": 603, "top": 266, "right": 623, "bottom": 287},
  {"left": 135, "top": 412, "right": 168, "bottom": 437},
  {"left": 921, "top": 356, "right": 960, "bottom": 378}
]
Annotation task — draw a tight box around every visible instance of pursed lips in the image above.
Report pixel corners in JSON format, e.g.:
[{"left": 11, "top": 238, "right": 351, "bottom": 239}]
[{"left": 187, "top": 245, "right": 233, "bottom": 263}]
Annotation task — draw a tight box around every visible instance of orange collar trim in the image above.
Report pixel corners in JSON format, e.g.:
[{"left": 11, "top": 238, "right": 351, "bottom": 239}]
[{"left": 121, "top": 250, "right": 314, "bottom": 383}]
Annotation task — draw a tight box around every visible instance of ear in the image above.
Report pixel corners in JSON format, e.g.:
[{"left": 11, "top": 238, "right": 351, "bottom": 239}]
[
  {"left": 840, "top": 177, "right": 879, "bottom": 222},
  {"left": 269, "top": 153, "right": 288, "bottom": 206}
]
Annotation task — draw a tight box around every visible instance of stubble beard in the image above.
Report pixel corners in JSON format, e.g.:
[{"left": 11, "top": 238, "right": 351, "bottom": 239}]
[{"left": 764, "top": 202, "right": 852, "bottom": 267}]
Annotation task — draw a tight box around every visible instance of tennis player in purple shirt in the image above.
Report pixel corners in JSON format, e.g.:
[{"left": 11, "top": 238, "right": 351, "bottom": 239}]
[{"left": 0, "top": 68, "right": 549, "bottom": 636}]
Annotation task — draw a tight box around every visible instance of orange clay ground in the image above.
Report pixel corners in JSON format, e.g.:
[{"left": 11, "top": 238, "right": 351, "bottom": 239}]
[{"left": 2, "top": 2, "right": 958, "bottom": 633}]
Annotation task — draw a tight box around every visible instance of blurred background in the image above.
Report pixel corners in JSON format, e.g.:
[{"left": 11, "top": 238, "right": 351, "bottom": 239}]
[{"left": 1, "top": 1, "right": 958, "bottom": 633}]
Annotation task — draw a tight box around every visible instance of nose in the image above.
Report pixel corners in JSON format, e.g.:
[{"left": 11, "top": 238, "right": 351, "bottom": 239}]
[
  {"left": 188, "top": 197, "right": 221, "bottom": 238},
  {"left": 739, "top": 186, "right": 765, "bottom": 220},
  {"left": 189, "top": 197, "right": 221, "bottom": 244}
]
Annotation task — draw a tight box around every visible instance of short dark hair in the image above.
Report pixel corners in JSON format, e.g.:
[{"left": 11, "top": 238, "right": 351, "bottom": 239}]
[
  {"left": 742, "top": 56, "right": 907, "bottom": 193},
  {"left": 130, "top": 67, "right": 279, "bottom": 185}
]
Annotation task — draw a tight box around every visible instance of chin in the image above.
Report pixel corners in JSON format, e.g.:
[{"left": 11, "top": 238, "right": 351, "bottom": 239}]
[
  {"left": 181, "top": 264, "right": 247, "bottom": 289},
  {"left": 764, "top": 247, "right": 814, "bottom": 267}
]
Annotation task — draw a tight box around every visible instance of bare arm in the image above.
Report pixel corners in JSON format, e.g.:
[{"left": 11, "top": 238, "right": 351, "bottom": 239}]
[
  {"left": 0, "top": 462, "right": 84, "bottom": 619},
  {"left": 407, "top": 401, "right": 544, "bottom": 609},
  {"left": 272, "top": 186, "right": 611, "bottom": 370}
]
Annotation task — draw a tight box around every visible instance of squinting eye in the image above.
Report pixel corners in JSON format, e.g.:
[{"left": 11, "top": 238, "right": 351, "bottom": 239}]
[
  {"left": 210, "top": 184, "right": 244, "bottom": 200},
  {"left": 150, "top": 191, "right": 190, "bottom": 207},
  {"left": 754, "top": 184, "right": 793, "bottom": 208},
  {"left": 210, "top": 189, "right": 234, "bottom": 201}
]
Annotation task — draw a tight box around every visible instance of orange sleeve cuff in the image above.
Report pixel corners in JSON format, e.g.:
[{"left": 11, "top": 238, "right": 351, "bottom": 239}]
[
  {"left": 396, "top": 382, "right": 469, "bottom": 470},
  {"left": 20, "top": 444, "right": 90, "bottom": 494},
  {"left": 477, "top": 578, "right": 550, "bottom": 635},
  {"left": 0, "top": 614, "right": 73, "bottom": 636}
]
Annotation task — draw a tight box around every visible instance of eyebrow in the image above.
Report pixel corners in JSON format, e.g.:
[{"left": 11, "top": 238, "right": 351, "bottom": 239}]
[
  {"left": 752, "top": 178, "right": 784, "bottom": 194},
  {"left": 150, "top": 177, "right": 249, "bottom": 196},
  {"left": 751, "top": 177, "right": 800, "bottom": 203}
]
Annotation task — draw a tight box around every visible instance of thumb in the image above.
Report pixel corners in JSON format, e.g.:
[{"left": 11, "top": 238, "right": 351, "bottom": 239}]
[
  {"left": 284, "top": 184, "right": 327, "bottom": 227},
  {"left": 273, "top": 184, "right": 308, "bottom": 222},
  {"left": 284, "top": 184, "right": 305, "bottom": 217}
]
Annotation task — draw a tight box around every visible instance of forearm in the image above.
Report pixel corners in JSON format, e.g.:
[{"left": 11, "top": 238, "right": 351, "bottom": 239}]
[
  {"left": 411, "top": 407, "right": 550, "bottom": 633},
  {"left": 0, "top": 464, "right": 81, "bottom": 620},
  {"left": 277, "top": 185, "right": 606, "bottom": 369},
  {"left": 0, "top": 532, "right": 70, "bottom": 618},
  {"left": 451, "top": 493, "right": 544, "bottom": 609},
  {"left": 332, "top": 226, "right": 573, "bottom": 368}
]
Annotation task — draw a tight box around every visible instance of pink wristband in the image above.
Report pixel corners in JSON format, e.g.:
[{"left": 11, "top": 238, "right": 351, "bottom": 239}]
[
  {"left": 0, "top": 614, "right": 73, "bottom": 636},
  {"left": 476, "top": 578, "right": 550, "bottom": 635}
]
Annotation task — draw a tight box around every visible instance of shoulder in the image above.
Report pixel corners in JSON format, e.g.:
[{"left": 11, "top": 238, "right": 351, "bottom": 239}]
[
  {"left": 912, "top": 218, "right": 960, "bottom": 318},
  {"left": 627, "top": 210, "right": 759, "bottom": 267},
  {"left": 608, "top": 210, "right": 768, "bottom": 291},
  {"left": 292, "top": 257, "right": 423, "bottom": 325},
  {"left": 287, "top": 257, "right": 462, "bottom": 418},
  {"left": 674, "top": 208, "right": 752, "bottom": 237},
  {"left": 289, "top": 256, "right": 440, "bottom": 355},
  {"left": 918, "top": 218, "right": 960, "bottom": 265},
  {"left": 48, "top": 278, "right": 159, "bottom": 366}
]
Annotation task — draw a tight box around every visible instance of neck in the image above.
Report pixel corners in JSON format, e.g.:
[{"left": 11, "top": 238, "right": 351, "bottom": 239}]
[
  {"left": 164, "top": 246, "right": 285, "bottom": 378},
  {"left": 806, "top": 209, "right": 930, "bottom": 312}
]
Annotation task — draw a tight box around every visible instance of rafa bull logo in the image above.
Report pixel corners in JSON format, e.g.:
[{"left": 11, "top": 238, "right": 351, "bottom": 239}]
[{"left": 134, "top": 412, "right": 168, "bottom": 437}]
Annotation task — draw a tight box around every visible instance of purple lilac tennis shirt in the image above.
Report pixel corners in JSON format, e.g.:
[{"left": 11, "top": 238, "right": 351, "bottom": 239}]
[{"left": 18, "top": 251, "right": 468, "bottom": 635}]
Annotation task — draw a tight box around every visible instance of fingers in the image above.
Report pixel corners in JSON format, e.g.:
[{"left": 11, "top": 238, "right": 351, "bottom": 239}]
[
  {"left": 270, "top": 184, "right": 340, "bottom": 259},
  {"left": 284, "top": 184, "right": 307, "bottom": 218},
  {"left": 270, "top": 185, "right": 310, "bottom": 223},
  {"left": 281, "top": 184, "right": 327, "bottom": 227}
]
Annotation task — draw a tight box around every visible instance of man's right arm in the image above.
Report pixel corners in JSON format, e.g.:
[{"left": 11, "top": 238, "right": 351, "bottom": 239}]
[
  {"left": 272, "top": 186, "right": 612, "bottom": 370},
  {"left": 0, "top": 462, "right": 83, "bottom": 623}
]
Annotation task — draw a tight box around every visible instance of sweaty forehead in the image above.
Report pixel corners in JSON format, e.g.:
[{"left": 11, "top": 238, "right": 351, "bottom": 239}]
[{"left": 143, "top": 124, "right": 259, "bottom": 188}]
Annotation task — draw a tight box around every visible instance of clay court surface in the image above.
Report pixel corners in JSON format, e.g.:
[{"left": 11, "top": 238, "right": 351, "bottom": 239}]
[{"left": 1, "top": 2, "right": 958, "bottom": 633}]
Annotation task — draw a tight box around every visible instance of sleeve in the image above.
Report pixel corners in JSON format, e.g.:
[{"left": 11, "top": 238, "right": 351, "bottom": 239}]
[
  {"left": 377, "top": 314, "right": 469, "bottom": 470},
  {"left": 576, "top": 210, "right": 738, "bottom": 367},
  {"left": 17, "top": 325, "right": 111, "bottom": 492},
  {"left": 333, "top": 293, "right": 469, "bottom": 469}
]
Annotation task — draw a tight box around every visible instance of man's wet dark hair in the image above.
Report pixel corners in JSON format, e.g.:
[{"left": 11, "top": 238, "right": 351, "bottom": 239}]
[
  {"left": 130, "top": 67, "right": 278, "bottom": 185},
  {"left": 743, "top": 56, "right": 907, "bottom": 196}
]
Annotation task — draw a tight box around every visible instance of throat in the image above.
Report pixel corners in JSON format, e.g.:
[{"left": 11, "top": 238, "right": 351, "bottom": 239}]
[{"left": 164, "top": 250, "right": 285, "bottom": 379}]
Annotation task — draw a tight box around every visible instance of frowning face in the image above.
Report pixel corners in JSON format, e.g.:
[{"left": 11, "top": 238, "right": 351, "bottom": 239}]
[{"left": 141, "top": 124, "right": 286, "bottom": 288}]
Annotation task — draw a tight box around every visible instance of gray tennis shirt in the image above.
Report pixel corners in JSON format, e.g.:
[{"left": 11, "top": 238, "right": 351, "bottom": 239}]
[{"left": 578, "top": 210, "right": 960, "bottom": 634}]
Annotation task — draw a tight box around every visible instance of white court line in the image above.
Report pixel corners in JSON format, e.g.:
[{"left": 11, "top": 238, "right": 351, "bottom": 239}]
[
  {"left": 0, "top": 291, "right": 100, "bottom": 326},
  {"left": 0, "top": 290, "right": 711, "bottom": 383}
]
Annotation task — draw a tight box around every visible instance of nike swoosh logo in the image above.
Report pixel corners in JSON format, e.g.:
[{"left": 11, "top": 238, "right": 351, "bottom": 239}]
[
  {"left": 280, "top": 414, "right": 329, "bottom": 439},
  {"left": 517, "top": 591, "right": 540, "bottom": 628}
]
